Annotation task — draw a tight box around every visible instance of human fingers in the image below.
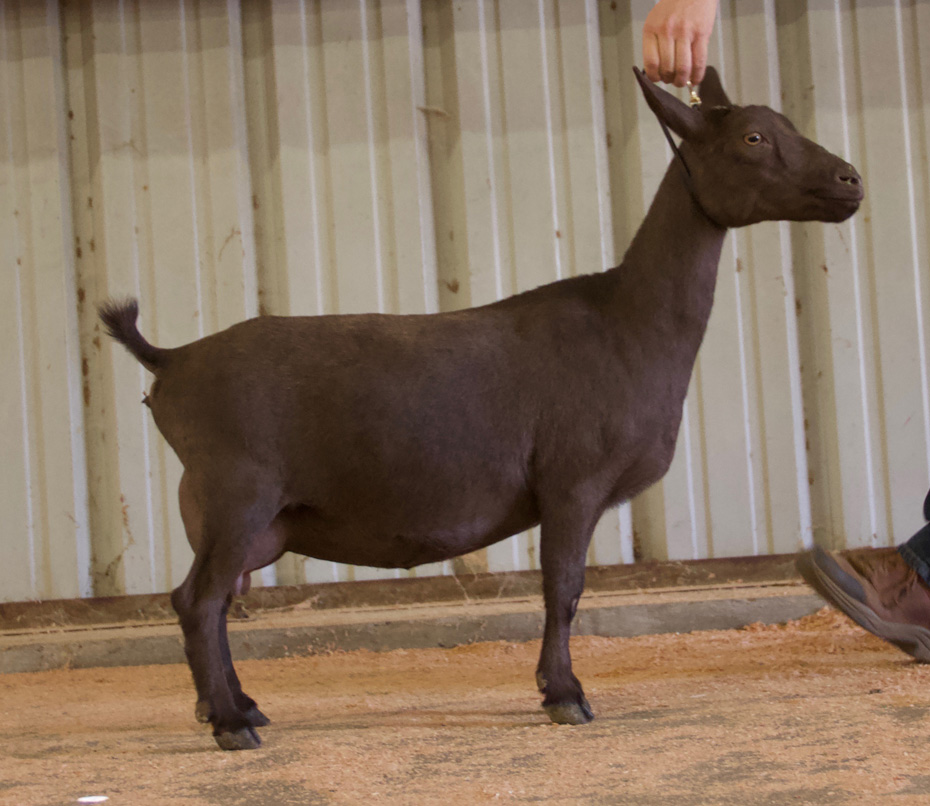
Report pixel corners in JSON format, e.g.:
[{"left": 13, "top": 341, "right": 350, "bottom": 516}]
[
  {"left": 674, "top": 37, "right": 691, "bottom": 87},
  {"left": 656, "top": 34, "right": 676, "bottom": 84},
  {"left": 643, "top": 33, "right": 661, "bottom": 82},
  {"left": 691, "top": 33, "right": 709, "bottom": 85}
]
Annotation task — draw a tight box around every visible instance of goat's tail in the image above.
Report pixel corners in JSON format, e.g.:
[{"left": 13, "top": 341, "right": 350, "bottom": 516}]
[{"left": 98, "top": 298, "right": 166, "bottom": 374}]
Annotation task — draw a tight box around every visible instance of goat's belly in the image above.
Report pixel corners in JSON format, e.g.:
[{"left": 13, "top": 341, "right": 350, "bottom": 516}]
[{"left": 277, "top": 499, "right": 538, "bottom": 570}]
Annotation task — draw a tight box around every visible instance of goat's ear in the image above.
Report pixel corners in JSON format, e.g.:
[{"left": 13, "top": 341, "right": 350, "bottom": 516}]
[
  {"left": 633, "top": 67, "right": 703, "bottom": 140},
  {"left": 698, "top": 66, "right": 731, "bottom": 108}
]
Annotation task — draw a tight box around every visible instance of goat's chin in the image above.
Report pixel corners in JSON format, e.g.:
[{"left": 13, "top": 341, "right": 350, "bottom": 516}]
[
  {"left": 803, "top": 192, "right": 862, "bottom": 223},
  {"left": 819, "top": 200, "right": 861, "bottom": 223},
  {"left": 708, "top": 196, "right": 861, "bottom": 227},
  {"left": 793, "top": 199, "right": 860, "bottom": 224}
]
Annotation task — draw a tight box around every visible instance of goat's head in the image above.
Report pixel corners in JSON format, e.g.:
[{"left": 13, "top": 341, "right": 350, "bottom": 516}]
[{"left": 634, "top": 66, "right": 863, "bottom": 228}]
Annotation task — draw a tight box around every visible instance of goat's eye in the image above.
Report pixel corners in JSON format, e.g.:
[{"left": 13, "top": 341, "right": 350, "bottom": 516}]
[{"left": 743, "top": 132, "right": 764, "bottom": 146}]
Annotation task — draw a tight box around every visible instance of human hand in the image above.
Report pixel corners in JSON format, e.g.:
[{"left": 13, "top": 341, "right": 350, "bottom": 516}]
[{"left": 642, "top": 0, "right": 719, "bottom": 87}]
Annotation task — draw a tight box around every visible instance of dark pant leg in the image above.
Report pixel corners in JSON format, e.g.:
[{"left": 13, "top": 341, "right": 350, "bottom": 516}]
[{"left": 899, "top": 488, "right": 930, "bottom": 586}]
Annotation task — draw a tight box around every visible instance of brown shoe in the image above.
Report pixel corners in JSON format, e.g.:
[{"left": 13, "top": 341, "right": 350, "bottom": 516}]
[{"left": 796, "top": 546, "right": 930, "bottom": 661}]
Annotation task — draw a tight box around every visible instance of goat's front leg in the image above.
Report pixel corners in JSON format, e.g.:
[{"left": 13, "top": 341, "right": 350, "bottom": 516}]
[{"left": 536, "top": 503, "right": 598, "bottom": 725}]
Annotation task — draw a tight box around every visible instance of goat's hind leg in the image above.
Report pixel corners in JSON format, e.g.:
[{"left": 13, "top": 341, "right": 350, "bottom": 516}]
[
  {"left": 219, "top": 591, "right": 270, "bottom": 727},
  {"left": 180, "top": 472, "right": 268, "bottom": 730},
  {"left": 173, "top": 551, "right": 266, "bottom": 749},
  {"left": 191, "top": 589, "right": 271, "bottom": 732},
  {"left": 172, "top": 474, "right": 279, "bottom": 750},
  {"left": 216, "top": 518, "right": 290, "bottom": 728}
]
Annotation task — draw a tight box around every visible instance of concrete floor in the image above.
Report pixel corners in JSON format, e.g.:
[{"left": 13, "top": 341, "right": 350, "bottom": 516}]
[
  {"left": 2, "top": 581, "right": 822, "bottom": 675},
  {"left": 3, "top": 607, "right": 930, "bottom": 805}
]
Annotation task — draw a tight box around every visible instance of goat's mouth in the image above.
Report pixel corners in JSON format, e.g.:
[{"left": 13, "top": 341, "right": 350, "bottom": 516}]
[
  {"left": 807, "top": 187, "right": 863, "bottom": 222},
  {"left": 814, "top": 193, "right": 864, "bottom": 204},
  {"left": 811, "top": 187, "right": 865, "bottom": 204}
]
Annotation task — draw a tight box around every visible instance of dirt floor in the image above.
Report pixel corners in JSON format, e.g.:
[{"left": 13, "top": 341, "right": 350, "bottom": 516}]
[{"left": 3, "top": 608, "right": 930, "bottom": 806}]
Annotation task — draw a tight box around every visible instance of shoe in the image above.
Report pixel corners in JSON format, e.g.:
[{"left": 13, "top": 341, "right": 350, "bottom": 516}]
[{"left": 796, "top": 546, "right": 930, "bottom": 662}]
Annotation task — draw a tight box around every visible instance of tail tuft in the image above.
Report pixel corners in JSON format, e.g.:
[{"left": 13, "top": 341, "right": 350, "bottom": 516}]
[{"left": 98, "top": 297, "right": 165, "bottom": 373}]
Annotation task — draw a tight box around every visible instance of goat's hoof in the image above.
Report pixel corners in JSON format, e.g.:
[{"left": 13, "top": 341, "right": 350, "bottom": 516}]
[
  {"left": 215, "top": 726, "right": 262, "bottom": 751},
  {"left": 243, "top": 706, "right": 270, "bottom": 727},
  {"left": 543, "top": 698, "right": 594, "bottom": 726},
  {"left": 195, "top": 700, "right": 211, "bottom": 723}
]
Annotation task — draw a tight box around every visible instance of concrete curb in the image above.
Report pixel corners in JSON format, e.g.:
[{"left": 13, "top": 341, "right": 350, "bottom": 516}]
[{"left": 0, "top": 582, "right": 824, "bottom": 675}]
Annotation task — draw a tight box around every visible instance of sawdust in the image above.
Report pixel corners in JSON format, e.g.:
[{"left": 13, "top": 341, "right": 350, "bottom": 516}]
[{"left": 3, "top": 607, "right": 930, "bottom": 805}]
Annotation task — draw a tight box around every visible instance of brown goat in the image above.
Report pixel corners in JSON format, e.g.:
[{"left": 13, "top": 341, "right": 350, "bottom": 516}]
[{"left": 100, "top": 67, "right": 862, "bottom": 751}]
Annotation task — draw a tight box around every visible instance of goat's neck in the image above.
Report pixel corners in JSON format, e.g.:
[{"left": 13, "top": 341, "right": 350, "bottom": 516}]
[{"left": 610, "top": 162, "right": 727, "bottom": 350}]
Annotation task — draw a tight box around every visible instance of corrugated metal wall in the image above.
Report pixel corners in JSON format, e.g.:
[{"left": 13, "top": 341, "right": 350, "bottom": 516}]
[{"left": 3, "top": 0, "right": 929, "bottom": 603}]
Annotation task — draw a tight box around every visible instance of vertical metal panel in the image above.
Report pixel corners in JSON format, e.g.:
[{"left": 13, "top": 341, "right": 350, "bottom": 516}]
[
  {"left": 1, "top": 0, "right": 91, "bottom": 603},
  {"left": 2, "top": 0, "right": 929, "bottom": 602},
  {"left": 698, "top": 0, "right": 811, "bottom": 560}
]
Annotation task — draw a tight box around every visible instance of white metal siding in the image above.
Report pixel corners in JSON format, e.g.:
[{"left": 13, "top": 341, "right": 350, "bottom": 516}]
[{"left": 2, "top": 0, "right": 928, "bottom": 601}]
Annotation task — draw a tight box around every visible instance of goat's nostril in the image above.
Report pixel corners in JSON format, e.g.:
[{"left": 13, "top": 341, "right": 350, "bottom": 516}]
[{"left": 837, "top": 165, "right": 861, "bottom": 186}]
